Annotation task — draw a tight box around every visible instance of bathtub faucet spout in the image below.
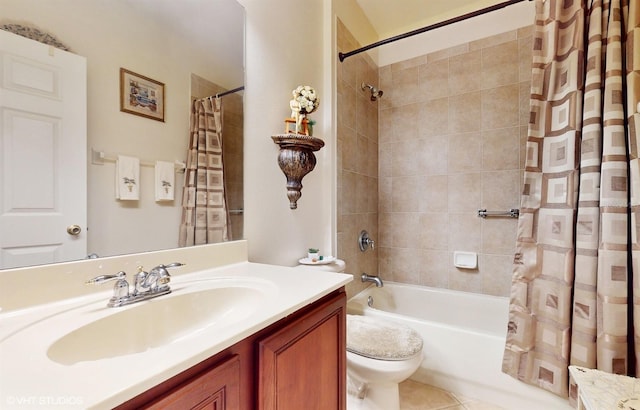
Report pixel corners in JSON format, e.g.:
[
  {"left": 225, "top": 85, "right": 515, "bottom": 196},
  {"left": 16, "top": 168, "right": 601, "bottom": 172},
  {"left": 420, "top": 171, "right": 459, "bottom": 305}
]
[{"left": 361, "top": 273, "right": 383, "bottom": 287}]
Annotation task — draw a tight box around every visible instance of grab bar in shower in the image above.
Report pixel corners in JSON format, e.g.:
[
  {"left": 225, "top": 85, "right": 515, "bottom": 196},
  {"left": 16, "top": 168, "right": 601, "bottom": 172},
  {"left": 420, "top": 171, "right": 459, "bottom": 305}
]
[{"left": 477, "top": 208, "right": 519, "bottom": 219}]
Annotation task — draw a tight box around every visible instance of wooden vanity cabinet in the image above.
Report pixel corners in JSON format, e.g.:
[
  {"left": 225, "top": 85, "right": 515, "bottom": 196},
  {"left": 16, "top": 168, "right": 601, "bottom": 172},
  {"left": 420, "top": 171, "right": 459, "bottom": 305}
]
[
  {"left": 143, "top": 355, "right": 241, "bottom": 410},
  {"left": 258, "top": 291, "right": 346, "bottom": 410},
  {"left": 115, "top": 288, "right": 346, "bottom": 410}
]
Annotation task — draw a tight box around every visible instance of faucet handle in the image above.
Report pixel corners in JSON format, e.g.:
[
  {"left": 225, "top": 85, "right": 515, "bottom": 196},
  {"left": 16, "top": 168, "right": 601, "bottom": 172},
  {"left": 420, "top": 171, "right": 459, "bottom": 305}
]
[
  {"left": 86, "top": 271, "right": 130, "bottom": 305},
  {"left": 150, "top": 263, "right": 183, "bottom": 287},
  {"left": 151, "top": 265, "right": 171, "bottom": 287},
  {"left": 86, "top": 271, "right": 126, "bottom": 285},
  {"left": 358, "top": 230, "right": 375, "bottom": 252},
  {"left": 159, "top": 262, "right": 185, "bottom": 269}
]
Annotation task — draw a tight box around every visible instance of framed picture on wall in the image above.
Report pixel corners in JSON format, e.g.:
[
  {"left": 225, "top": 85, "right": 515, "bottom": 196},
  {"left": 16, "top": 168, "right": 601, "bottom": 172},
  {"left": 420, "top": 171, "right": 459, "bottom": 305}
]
[{"left": 120, "top": 68, "right": 165, "bottom": 122}]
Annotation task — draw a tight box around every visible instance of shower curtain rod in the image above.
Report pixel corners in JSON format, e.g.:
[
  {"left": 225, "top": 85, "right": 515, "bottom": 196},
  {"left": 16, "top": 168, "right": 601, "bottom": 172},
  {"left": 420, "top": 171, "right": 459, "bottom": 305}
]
[
  {"left": 215, "top": 86, "right": 245, "bottom": 98},
  {"left": 338, "top": 0, "right": 533, "bottom": 62}
]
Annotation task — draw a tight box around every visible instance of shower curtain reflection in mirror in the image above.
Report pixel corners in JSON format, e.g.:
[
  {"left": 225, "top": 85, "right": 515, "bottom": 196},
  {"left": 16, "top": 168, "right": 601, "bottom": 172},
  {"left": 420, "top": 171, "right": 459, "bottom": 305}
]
[{"left": 179, "top": 97, "right": 230, "bottom": 246}]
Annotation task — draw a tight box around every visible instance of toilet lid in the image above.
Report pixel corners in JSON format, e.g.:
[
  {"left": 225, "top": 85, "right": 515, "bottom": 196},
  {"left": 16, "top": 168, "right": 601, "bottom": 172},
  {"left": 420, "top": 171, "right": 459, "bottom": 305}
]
[{"left": 346, "top": 314, "right": 423, "bottom": 361}]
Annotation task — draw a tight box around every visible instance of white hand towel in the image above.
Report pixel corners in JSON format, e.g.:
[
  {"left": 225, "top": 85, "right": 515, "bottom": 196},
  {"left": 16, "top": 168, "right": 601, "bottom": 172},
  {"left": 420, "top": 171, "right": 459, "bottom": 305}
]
[
  {"left": 155, "top": 161, "right": 175, "bottom": 201},
  {"left": 115, "top": 155, "right": 140, "bottom": 200}
]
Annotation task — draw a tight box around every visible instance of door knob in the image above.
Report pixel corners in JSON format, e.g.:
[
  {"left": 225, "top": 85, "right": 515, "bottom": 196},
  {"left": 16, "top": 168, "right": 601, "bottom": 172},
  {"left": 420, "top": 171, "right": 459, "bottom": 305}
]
[{"left": 67, "top": 224, "right": 82, "bottom": 236}]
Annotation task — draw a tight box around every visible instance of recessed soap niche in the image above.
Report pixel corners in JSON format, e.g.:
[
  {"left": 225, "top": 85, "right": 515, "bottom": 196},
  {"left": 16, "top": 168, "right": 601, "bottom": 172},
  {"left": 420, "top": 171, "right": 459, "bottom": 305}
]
[{"left": 453, "top": 251, "right": 477, "bottom": 269}]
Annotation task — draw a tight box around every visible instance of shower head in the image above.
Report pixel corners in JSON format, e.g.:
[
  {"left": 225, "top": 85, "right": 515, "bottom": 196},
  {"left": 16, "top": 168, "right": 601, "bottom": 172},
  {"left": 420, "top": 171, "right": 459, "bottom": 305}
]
[{"left": 361, "top": 82, "right": 384, "bottom": 101}]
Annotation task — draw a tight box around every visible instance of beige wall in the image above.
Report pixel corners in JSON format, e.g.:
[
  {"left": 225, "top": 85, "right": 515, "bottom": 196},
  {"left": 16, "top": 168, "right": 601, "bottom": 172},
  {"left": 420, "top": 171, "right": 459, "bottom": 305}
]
[
  {"left": 241, "top": 0, "right": 335, "bottom": 266},
  {"left": 377, "top": 27, "right": 533, "bottom": 297},
  {"left": 336, "top": 19, "right": 379, "bottom": 298}
]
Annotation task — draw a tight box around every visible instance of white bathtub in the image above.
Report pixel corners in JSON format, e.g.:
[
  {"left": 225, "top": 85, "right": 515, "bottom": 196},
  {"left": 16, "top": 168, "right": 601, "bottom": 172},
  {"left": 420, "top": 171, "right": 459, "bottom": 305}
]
[{"left": 347, "top": 282, "right": 572, "bottom": 410}]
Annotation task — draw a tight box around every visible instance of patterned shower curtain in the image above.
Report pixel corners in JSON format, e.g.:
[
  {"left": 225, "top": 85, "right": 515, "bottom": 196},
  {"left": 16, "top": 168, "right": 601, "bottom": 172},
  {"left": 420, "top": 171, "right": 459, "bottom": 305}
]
[
  {"left": 179, "top": 97, "right": 230, "bottom": 246},
  {"left": 502, "top": 0, "right": 640, "bottom": 398}
]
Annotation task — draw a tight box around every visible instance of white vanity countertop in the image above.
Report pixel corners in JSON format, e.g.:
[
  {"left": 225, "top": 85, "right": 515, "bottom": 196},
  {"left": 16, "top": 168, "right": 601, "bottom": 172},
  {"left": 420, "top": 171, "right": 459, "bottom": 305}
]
[{"left": 0, "top": 260, "right": 351, "bottom": 409}]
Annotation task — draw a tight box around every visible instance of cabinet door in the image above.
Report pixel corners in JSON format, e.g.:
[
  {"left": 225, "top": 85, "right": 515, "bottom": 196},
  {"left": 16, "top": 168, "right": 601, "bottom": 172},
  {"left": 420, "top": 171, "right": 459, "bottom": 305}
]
[
  {"left": 258, "top": 292, "right": 346, "bottom": 410},
  {"left": 144, "top": 355, "right": 240, "bottom": 410}
]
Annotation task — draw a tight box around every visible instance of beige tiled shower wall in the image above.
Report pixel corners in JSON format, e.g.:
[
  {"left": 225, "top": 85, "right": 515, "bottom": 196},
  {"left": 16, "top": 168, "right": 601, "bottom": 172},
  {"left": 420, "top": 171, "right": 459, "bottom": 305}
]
[
  {"left": 377, "top": 27, "right": 533, "bottom": 297},
  {"left": 336, "top": 19, "right": 379, "bottom": 299}
]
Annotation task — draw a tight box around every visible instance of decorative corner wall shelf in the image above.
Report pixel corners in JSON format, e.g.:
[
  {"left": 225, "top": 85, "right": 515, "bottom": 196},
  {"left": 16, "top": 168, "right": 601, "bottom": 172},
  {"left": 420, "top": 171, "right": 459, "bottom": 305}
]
[{"left": 271, "top": 133, "right": 324, "bottom": 209}]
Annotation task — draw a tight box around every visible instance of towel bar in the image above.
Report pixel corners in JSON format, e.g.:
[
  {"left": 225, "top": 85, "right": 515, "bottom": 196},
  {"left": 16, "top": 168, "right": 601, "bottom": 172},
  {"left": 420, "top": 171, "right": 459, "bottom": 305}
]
[
  {"left": 91, "top": 148, "right": 185, "bottom": 173},
  {"left": 477, "top": 208, "right": 519, "bottom": 218}
]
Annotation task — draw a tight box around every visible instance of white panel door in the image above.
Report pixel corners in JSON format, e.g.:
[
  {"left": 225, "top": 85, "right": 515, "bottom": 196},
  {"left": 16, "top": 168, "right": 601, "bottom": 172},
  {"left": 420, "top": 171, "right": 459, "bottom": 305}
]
[{"left": 0, "top": 30, "right": 87, "bottom": 269}]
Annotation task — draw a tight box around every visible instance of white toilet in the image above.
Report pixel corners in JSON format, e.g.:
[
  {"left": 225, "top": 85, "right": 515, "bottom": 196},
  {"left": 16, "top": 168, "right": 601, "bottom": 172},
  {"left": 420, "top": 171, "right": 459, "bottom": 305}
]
[
  {"left": 346, "top": 314, "right": 423, "bottom": 410},
  {"left": 295, "top": 260, "right": 423, "bottom": 409}
]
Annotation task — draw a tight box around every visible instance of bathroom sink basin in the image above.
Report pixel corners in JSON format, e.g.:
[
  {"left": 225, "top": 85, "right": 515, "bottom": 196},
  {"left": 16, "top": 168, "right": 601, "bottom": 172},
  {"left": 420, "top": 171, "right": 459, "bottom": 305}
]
[{"left": 47, "top": 284, "right": 269, "bottom": 365}]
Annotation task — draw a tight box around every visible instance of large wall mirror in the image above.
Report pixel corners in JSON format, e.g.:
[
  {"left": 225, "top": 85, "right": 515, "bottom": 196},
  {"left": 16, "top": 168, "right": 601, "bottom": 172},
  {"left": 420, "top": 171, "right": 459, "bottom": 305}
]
[{"left": 1, "top": 0, "right": 244, "bottom": 269}]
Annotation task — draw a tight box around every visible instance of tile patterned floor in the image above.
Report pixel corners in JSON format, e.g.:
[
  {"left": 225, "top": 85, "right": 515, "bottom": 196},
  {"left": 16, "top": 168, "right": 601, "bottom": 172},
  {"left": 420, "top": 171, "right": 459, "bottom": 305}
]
[{"left": 399, "top": 380, "right": 504, "bottom": 410}]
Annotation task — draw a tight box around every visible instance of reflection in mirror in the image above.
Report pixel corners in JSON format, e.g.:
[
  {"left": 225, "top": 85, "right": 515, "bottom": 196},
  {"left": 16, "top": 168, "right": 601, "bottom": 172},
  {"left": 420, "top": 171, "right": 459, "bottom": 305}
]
[
  {"left": 191, "top": 75, "right": 244, "bottom": 242},
  {"left": 0, "top": 0, "right": 244, "bottom": 269}
]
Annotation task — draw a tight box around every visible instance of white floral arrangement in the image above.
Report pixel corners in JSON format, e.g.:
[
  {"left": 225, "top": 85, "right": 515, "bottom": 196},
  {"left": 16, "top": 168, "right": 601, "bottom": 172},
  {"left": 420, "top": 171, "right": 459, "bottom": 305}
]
[{"left": 291, "top": 85, "right": 319, "bottom": 115}]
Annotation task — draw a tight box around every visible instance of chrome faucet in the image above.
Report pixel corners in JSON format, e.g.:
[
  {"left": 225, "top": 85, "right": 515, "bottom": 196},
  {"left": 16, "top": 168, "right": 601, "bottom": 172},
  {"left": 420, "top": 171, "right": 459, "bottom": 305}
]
[
  {"left": 361, "top": 272, "right": 383, "bottom": 287},
  {"left": 87, "top": 262, "right": 184, "bottom": 307}
]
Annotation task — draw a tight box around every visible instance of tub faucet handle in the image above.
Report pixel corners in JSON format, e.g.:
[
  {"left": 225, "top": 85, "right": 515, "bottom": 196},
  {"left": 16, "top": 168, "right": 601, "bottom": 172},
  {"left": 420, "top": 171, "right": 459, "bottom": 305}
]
[{"left": 358, "top": 230, "right": 375, "bottom": 252}]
